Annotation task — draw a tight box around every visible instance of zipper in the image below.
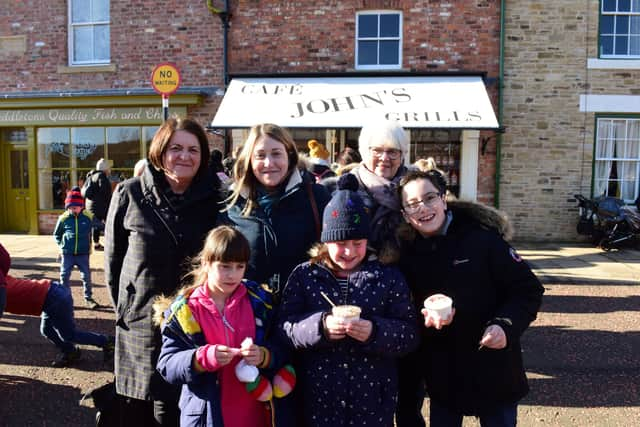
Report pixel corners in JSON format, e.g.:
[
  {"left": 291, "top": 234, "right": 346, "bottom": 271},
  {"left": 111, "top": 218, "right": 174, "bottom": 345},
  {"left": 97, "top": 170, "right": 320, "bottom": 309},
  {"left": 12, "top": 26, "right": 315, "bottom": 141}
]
[{"left": 74, "top": 215, "right": 78, "bottom": 254}]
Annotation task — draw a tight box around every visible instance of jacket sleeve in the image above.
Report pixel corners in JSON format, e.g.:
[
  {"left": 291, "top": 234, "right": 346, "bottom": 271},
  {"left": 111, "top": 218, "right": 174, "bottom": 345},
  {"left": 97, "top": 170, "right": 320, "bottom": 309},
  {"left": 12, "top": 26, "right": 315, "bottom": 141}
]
[
  {"left": 53, "top": 216, "right": 63, "bottom": 247},
  {"left": 486, "top": 233, "right": 544, "bottom": 346},
  {"left": 157, "top": 322, "right": 205, "bottom": 386},
  {"left": 104, "top": 184, "right": 129, "bottom": 308},
  {"left": 359, "top": 268, "right": 420, "bottom": 357},
  {"left": 277, "top": 268, "right": 332, "bottom": 350}
]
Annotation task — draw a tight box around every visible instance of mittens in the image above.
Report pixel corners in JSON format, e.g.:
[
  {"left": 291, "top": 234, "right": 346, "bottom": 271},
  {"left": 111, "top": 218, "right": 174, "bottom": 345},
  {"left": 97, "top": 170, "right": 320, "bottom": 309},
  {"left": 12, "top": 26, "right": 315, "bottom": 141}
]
[
  {"left": 273, "top": 365, "right": 296, "bottom": 398},
  {"left": 246, "top": 375, "right": 273, "bottom": 401}
]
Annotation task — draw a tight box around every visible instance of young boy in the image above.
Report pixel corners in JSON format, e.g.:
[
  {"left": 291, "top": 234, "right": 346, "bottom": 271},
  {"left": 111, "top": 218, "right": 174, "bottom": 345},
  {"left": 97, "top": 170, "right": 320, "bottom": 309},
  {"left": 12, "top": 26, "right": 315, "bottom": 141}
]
[
  {"left": 53, "top": 186, "right": 98, "bottom": 309},
  {"left": 0, "top": 243, "right": 114, "bottom": 367}
]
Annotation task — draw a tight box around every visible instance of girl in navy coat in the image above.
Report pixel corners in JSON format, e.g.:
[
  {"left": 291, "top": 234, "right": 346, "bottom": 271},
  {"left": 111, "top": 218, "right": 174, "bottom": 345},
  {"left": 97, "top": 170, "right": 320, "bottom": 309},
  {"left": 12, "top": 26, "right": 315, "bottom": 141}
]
[{"left": 278, "top": 174, "right": 419, "bottom": 427}]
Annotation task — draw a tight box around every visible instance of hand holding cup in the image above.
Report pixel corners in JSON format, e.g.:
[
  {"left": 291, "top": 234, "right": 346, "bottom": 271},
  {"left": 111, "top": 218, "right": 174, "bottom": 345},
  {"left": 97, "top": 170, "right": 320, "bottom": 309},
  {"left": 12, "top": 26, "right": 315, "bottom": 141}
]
[{"left": 422, "top": 294, "right": 455, "bottom": 330}]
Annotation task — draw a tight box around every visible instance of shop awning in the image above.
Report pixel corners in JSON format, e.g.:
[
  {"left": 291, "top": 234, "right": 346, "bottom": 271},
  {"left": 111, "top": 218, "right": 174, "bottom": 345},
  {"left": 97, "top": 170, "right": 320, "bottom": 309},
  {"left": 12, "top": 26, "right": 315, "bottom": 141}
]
[{"left": 210, "top": 75, "right": 499, "bottom": 129}]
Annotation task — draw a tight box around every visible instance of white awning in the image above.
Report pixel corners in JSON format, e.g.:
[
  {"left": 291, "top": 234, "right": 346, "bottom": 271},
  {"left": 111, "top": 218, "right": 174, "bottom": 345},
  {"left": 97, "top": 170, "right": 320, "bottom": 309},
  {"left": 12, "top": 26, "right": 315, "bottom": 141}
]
[{"left": 211, "top": 75, "right": 499, "bottom": 129}]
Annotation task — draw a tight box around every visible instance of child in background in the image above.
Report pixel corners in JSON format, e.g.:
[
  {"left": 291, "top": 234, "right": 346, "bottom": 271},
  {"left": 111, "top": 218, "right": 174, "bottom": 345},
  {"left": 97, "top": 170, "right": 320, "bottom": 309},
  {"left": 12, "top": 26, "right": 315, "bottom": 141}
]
[
  {"left": 277, "top": 174, "right": 419, "bottom": 427},
  {"left": 155, "top": 226, "right": 295, "bottom": 427},
  {"left": 53, "top": 186, "right": 98, "bottom": 309},
  {"left": 0, "top": 243, "right": 114, "bottom": 367}
]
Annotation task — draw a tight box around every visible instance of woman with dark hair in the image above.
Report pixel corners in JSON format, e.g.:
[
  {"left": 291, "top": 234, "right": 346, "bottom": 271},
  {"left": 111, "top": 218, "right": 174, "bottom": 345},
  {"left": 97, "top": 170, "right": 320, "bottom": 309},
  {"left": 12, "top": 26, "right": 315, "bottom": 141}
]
[
  {"left": 226, "top": 123, "right": 330, "bottom": 300},
  {"left": 105, "top": 117, "right": 223, "bottom": 426}
]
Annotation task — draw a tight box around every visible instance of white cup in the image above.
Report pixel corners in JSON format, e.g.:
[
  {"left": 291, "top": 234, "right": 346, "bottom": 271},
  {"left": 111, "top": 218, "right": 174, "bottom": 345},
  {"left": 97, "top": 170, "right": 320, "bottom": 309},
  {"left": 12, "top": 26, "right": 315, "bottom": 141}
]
[
  {"left": 424, "top": 294, "right": 453, "bottom": 321},
  {"left": 332, "top": 305, "right": 362, "bottom": 324}
]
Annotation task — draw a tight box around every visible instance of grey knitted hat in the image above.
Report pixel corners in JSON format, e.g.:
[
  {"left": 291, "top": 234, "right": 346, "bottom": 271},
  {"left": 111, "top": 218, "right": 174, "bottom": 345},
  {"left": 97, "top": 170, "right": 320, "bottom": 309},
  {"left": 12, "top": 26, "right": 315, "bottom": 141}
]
[{"left": 321, "top": 174, "right": 370, "bottom": 243}]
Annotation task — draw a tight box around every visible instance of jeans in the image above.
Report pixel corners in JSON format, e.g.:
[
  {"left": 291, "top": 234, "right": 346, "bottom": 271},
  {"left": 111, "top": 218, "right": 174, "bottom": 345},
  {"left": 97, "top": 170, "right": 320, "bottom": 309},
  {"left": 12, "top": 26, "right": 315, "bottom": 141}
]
[
  {"left": 430, "top": 399, "right": 518, "bottom": 427},
  {"left": 60, "top": 253, "right": 92, "bottom": 300},
  {"left": 92, "top": 216, "right": 105, "bottom": 244},
  {"left": 40, "top": 281, "right": 107, "bottom": 353}
]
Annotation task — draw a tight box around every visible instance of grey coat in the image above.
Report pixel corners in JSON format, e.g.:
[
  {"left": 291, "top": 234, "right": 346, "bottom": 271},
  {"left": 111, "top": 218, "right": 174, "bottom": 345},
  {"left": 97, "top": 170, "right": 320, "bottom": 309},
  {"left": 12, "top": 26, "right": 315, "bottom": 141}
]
[{"left": 104, "top": 165, "right": 221, "bottom": 400}]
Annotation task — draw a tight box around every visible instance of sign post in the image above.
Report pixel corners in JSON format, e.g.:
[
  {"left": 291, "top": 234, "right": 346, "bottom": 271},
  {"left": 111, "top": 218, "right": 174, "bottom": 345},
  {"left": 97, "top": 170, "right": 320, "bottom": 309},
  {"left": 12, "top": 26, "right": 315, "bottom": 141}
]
[{"left": 151, "top": 63, "right": 181, "bottom": 122}]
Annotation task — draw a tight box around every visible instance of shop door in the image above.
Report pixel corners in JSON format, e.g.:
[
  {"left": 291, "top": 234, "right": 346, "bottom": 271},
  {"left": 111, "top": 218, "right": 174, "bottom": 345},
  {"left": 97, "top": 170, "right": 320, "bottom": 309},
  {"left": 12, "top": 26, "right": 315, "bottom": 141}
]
[{"left": 4, "top": 147, "right": 31, "bottom": 231}]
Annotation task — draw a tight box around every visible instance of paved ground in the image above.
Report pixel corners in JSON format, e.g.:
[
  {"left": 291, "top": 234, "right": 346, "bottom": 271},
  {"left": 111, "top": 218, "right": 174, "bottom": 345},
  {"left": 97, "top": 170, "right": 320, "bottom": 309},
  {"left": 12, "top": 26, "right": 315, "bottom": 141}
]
[{"left": 0, "top": 234, "right": 638, "bottom": 426}]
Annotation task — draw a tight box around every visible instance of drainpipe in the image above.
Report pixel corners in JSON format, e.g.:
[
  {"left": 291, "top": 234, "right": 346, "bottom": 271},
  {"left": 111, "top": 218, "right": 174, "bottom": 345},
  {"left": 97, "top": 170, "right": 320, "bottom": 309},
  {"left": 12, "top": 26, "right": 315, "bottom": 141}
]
[
  {"left": 495, "top": 0, "right": 506, "bottom": 209},
  {"left": 206, "top": 0, "right": 232, "bottom": 155}
]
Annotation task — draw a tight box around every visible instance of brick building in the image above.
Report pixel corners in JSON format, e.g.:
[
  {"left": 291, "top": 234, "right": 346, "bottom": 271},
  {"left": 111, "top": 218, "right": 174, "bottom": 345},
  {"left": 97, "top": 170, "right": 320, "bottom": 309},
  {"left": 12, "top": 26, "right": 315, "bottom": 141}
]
[
  {"left": 500, "top": 1, "right": 640, "bottom": 240},
  {"left": 1, "top": 0, "right": 504, "bottom": 234}
]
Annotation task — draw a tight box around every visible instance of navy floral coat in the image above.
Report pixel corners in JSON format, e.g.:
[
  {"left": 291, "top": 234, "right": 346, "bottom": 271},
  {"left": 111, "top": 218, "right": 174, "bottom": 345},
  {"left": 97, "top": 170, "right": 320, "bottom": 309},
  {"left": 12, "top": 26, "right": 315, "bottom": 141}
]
[{"left": 277, "top": 259, "right": 419, "bottom": 427}]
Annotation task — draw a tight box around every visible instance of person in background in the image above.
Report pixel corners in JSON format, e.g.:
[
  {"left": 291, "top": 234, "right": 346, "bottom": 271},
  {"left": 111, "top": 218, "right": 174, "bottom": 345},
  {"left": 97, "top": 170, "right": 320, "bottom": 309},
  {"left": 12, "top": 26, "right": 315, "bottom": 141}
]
[
  {"left": 395, "top": 169, "right": 544, "bottom": 427},
  {"left": 53, "top": 187, "right": 98, "bottom": 309},
  {"left": 335, "top": 146, "right": 362, "bottom": 172},
  {"left": 82, "top": 158, "right": 112, "bottom": 250},
  {"left": 277, "top": 174, "right": 418, "bottom": 427},
  {"left": 133, "top": 158, "right": 148, "bottom": 177},
  {"left": 225, "top": 123, "right": 330, "bottom": 301},
  {"left": 306, "top": 139, "right": 335, "bottom": 183},
  {"left": 351, "top": 121, "right": 410, "bottom": 263},
  {"left": 105, "top": 117, "right": 223, "bottom": 427},
  {"left": 209, "top": 148, "right": 231, "bottom": 187},
  {"left": 0, "top": 242, "right": 114, "bottom": 367},
  {"left": 155, "top": 226, "right": 295, "bottom": 427}
]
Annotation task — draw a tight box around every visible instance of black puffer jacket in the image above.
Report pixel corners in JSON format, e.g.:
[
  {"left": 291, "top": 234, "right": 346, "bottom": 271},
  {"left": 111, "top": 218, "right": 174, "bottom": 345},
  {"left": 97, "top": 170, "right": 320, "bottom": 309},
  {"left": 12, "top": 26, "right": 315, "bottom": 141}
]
[
  {"left": 104, "top": 164, "right": 222, "bottom": 400},
  {"left": 83, "top": 169, "right": 112, "bottom": 219},
  {"left": 398, "top": 202, "right": 543, "bottom": 414}
]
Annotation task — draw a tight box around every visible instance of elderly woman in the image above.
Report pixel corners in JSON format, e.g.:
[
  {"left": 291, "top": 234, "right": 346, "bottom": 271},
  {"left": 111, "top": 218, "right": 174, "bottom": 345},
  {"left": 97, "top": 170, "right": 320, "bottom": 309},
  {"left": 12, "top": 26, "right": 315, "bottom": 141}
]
[
  {"left": 351, "top": 121, "right": 410, "bottom": 262},
  {"left": 395, "top": 169, "right": 544, "bottom": 427},
  {"left": 226, "top": 123, "right": 330, "bottom": 300},
  {"left": 105, "top": 117, "right": 222, "bottom": 427}
]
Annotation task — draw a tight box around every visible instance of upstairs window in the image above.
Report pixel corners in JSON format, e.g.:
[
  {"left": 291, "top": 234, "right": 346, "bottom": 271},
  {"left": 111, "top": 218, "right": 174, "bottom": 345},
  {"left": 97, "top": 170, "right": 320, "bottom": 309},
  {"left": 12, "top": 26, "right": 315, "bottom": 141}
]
[
  {"left": 600, "top": 0, "right": 640, "bottom": 58},
  {"left": 356, "top": 11, "right": 402, "bottom": 69},
  {"left": 69, "top": 0, "right": 110, "bottom": 65}
]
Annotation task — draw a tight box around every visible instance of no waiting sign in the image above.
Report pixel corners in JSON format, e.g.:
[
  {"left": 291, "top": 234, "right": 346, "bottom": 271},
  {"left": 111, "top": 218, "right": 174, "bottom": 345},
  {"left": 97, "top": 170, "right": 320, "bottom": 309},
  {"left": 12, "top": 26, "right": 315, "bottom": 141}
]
[{"left": 151, "top": 63, "right": 181, "bottom": 95}]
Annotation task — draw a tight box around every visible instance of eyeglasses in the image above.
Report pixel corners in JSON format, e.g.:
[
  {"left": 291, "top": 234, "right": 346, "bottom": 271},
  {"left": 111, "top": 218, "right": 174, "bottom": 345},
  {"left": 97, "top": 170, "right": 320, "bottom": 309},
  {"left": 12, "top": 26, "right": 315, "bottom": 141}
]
[
  {"left": 402, "top": 192, "right": 443, "bottom": 214},
  {"left": 370, "top": 147, "right": 402, "bottom": 160}
]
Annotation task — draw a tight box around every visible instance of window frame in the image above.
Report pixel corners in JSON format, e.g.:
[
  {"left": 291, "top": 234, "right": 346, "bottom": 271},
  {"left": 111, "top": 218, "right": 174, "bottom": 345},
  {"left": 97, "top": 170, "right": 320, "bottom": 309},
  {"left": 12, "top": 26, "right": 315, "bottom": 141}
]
[
  {"left": 68, "top": 0, "right": 111, "bottom": 66},
  {"left": 599, "top": 0, "right": 640, "bottom": 59},
  {"left": 355, "top": 10, "right": 403, "bottom": 70},
  {"left": 593, "top": 116, "right": 640, "bottom": 203}
]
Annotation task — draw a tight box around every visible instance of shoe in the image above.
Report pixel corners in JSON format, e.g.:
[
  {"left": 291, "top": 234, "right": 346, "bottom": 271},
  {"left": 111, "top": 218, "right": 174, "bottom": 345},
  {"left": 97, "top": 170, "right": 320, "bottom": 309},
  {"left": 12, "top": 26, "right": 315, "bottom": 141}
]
[
  {"left": 102, "top": 336, "right": 115, "bottom": 362},
  {"left": 52, "top": 347, "right": 82, "bottom": 368},
  {"left": 85, "top": 297, "right": 99, "bottom": 309},
  {"left": 94, "top": 243, "right": 104, "bottom": 251}
]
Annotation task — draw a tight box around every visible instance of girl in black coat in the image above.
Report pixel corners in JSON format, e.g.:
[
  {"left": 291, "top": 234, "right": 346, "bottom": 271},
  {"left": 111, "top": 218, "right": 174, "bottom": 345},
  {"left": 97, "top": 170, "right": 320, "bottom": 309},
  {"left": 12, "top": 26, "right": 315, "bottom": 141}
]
[{"left": 395, "top": 169, "right": 544, "bottom": 427}]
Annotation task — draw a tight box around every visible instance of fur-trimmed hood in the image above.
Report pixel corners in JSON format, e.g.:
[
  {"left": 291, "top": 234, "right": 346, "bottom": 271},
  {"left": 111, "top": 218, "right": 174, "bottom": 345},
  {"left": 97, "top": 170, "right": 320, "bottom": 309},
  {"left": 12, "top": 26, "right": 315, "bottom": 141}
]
[{"left": 396, "top": 199, "right": 514, "bottom": 244}]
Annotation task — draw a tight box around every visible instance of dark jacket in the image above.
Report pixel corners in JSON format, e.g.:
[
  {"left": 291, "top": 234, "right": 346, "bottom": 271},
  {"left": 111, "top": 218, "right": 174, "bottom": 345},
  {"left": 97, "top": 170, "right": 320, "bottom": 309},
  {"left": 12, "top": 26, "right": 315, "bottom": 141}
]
[
  {"left": 398, "top": 202, "right": 544, "bottom": 415},
  {"left": 104, "top": 164, "right": 221, "bottom": 400},
  {"left": 53, "top": 210, "right": 93, "bottom": 255},
  {"left": 83, "top": 169, "right": 112, "bottom": 219},
  {"left": 278, "top": 259, "right": 419, "bottom": 427},
  {"left": 157, "top": 281, "right": 293, "bottom": 427},
  {"left": 226, "top": 169, "right": 330, "bottom": 299}
]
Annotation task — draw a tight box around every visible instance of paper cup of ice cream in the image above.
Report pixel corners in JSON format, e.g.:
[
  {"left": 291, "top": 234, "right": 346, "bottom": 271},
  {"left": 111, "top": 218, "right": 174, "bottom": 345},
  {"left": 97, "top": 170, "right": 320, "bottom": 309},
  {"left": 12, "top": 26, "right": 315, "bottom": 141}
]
[
  {"left": 331, "top": 305, "right": 362, "bottom": 324},
  {"left": 424, "top": 294, "right": 453, "bottom": 320}
]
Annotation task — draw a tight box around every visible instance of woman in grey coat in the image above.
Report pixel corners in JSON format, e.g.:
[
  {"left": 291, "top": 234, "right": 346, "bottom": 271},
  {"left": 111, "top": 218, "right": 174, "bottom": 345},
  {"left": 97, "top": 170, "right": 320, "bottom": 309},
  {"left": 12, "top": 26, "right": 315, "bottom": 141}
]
[{"left": 105, "top": 117, "right": 222, "bottom": 427}]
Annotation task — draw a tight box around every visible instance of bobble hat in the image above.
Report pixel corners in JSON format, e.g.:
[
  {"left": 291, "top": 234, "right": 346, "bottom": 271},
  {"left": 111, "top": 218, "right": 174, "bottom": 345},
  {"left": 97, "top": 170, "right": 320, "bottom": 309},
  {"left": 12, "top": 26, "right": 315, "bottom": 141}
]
[
  {"left": 65, "top": 186, "right": 85, "bottom": 209},
  {"left": 321, "top": 174, "right": 370, "bottom": 243}
]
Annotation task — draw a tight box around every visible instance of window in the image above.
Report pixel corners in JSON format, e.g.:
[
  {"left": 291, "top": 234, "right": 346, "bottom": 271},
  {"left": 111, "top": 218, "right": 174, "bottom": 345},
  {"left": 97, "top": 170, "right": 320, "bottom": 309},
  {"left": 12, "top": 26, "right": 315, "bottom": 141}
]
[
  {"left": 600, "top": 0, "right": 640, "bottom": 58},
  {"left": 356, "top": 11, "right": 402, "bottom": 69},
  {"left": 594, "top": 117, "right": 640, "bottom": 202},
  {"left": 37, "top": 125, "right": 157, "bottom": 209},
  {"left": 69, "top": 0, "right": 110, "bottom": 65}
]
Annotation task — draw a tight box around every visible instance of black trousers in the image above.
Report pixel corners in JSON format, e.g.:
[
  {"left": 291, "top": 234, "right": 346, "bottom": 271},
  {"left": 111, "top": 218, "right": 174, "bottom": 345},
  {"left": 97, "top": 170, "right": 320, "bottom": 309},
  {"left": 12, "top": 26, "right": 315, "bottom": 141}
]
[
  {"left": 117, "top": 395, "right": 180, "bottom": 427},
  {"left": 396, "top": 349, "right": 427, "bottom": 427}
]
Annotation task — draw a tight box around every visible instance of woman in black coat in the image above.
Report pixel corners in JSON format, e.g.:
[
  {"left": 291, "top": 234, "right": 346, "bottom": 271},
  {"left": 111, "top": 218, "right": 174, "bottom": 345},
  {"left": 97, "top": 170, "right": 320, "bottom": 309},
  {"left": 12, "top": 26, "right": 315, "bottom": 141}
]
[
  {"left": 105, "top": 117, "right": 222, "bottom": 427},
  {"left": 395, "top": 169, "right": 544, "bottom": 427}
]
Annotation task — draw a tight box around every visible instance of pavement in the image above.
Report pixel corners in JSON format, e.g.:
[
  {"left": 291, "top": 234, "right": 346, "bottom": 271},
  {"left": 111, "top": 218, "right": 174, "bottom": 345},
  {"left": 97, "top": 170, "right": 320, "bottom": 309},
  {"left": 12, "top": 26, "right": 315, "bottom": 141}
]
[{"left": 1, "top": 233, "right": 639, "bottom": 285}]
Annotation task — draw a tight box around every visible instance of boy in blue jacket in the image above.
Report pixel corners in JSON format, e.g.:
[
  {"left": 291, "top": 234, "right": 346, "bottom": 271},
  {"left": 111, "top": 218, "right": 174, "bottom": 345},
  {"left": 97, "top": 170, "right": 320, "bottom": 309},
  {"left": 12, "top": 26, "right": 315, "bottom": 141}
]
[{"left": 53, "top": 186, "right": 98, "bottom": 309}]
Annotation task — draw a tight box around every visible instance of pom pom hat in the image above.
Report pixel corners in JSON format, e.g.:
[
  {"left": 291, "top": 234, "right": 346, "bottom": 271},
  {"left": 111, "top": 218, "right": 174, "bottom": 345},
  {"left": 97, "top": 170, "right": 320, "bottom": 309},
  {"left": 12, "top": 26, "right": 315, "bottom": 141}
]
[
  {"left": 321, "top": 174, "right": 370, "bottom": 243},
  {"left": 96, "top": 158, "right": 109, "bottom": 172},
  {"left": 65, "top": 186, "right": 85, "bottom": 209},
  {"left": 308, "top": 139, "right": 330, "bottom": 161}
]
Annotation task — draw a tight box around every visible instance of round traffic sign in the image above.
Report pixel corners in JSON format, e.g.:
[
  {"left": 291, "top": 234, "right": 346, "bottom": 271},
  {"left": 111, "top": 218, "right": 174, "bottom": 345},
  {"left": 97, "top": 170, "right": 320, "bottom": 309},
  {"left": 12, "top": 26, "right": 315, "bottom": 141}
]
[{"left": 151, "top": 63, "right": 181, "bottom": 95}]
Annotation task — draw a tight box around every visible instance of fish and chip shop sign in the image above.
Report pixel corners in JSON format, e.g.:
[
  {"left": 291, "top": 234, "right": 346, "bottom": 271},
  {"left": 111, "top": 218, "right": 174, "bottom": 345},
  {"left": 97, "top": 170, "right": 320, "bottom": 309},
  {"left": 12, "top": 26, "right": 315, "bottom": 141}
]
[
  {"left": 0, "top": 106, "right": 186, "bottom": 126},
  {"left": 211, "top": 76, "right": 499, "bottom": 129}
]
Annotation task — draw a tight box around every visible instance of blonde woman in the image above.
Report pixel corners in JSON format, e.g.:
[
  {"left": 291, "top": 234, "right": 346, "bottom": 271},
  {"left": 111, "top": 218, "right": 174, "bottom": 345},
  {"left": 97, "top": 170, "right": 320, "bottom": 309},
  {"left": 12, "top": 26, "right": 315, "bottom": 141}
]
[{"left": 226, "top": 123, "right": 330, "bottom": 300}]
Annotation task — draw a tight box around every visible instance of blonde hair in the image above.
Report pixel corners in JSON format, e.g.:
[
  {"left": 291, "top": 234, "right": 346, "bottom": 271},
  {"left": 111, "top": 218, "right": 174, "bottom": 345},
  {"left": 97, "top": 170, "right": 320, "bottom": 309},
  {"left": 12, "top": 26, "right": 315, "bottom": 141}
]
[{"left": 226, "top": 123, "right": 300, "bottom": 216}]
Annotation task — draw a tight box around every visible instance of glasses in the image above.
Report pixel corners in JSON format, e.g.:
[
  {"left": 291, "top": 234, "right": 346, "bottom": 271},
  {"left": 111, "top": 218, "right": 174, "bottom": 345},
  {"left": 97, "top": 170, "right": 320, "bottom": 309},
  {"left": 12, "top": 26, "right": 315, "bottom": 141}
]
[
  {"left": 370, "top": 147, "right": 402, "bottom": 160},
  {"left": 403, "top": 192, "right": 443, "bottom": 214}
]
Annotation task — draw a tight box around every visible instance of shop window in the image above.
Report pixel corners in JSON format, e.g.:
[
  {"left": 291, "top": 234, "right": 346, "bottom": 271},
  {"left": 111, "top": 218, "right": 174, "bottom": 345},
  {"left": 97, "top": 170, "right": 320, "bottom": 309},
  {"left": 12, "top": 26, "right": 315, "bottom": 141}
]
[
  {"left": 69, "top": 0, "right": 110, "bottom": 65},
  {"left": 37, "top": 126, "right": 145, "bottom": 210},
  {"left": 594, "top": 117, "right": 640, "bottom": 202},
  {"left": 410, "top": 130, "right": 462, "bottom": 198},
  {"left": 599, "top": 0, "right": 640, "bottom": 58},
  {"left": 356, "top": 11, "right": 402, "bottom": 69}
]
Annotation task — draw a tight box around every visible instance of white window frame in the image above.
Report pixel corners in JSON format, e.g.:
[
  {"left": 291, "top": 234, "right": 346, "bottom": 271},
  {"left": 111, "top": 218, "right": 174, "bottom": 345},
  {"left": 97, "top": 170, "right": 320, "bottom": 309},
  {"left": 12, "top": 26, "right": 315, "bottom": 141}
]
[
  {"left": 594, "top": 117, "right": 640, "bottom": 203},
  {"left": 68, "top": 0, "right": 110, "bottom": 66},
  {"left": 599, "top": 0, "right": 640, "bottom": 58},
  {"left": 355, "top": 10, "right": 402, "bottom": 70}
]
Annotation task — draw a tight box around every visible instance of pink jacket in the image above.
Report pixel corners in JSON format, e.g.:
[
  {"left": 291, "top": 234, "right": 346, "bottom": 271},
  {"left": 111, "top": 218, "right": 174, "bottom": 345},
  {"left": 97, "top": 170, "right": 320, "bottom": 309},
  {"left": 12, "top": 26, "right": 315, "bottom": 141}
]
[{"left": 188, "top": 284, "right": 266, "bottom": 427}]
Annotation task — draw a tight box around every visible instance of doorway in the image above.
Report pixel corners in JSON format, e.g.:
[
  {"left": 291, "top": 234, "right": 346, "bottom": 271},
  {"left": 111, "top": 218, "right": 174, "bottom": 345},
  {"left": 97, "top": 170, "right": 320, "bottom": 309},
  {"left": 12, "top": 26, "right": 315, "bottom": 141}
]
[{"left": 2, "top": 137, "right": 31, "bottom": 232}]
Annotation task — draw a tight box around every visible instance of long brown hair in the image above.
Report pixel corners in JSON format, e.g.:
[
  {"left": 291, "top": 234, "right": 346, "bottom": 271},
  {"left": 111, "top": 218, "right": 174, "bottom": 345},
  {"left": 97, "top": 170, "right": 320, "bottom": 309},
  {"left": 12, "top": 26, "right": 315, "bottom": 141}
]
[{"left": 226, "top": 123, "right": 299, "bottom": 216}]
